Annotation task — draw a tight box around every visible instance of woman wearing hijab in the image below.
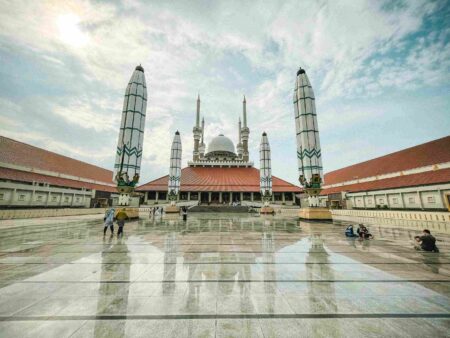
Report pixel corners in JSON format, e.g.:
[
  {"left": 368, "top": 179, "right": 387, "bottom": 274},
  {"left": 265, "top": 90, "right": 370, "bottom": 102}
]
[{"left": 103, "top": 208, "right": 115, "bottom": 236}]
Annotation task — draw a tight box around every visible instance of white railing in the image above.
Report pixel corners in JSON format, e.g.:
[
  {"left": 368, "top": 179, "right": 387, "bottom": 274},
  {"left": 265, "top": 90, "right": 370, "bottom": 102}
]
[
  {"left": 331, "top": 209, "right": 450, "bottom": 234},
  {"left": 0, "top": 208, "right": 106, "bottom": 220}
]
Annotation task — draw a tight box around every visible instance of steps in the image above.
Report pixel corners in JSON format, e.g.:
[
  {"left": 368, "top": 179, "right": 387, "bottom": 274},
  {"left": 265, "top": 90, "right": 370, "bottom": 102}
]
[{"left": 189, "top": 205, "right": 249, "bottom": 213}]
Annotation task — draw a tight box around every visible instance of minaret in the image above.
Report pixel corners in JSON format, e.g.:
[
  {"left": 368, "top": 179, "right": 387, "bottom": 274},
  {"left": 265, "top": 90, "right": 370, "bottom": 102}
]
[
  {"left": 259, "top": 132, "right": 272, "bottom": 206},
  {"left": 236, "top": 118, "right": 243, "bottom": 158},
  {"left": 168, "top": 131, "right": 182, "bottom": 206},
  {"left": 192, "top": 95, "right": 201, "bottom": 161},
  {"left": 293, "top": 67, "right": 323, "bottom": 207},
  {"left": 113, "top": 65, "right": 147, "bottom": 206},
  {"left": 241, "top": 96, "right": 250, "bottom": 161},
  {"left": 199, "top": 117, "right": 206, "bottom": 158}
]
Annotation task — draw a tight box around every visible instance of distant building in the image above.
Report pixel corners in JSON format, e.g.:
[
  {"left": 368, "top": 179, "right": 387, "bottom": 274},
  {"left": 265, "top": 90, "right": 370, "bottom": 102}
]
[
  {"left": 321, "top": 136, "right": 450, "bottom": 211},
  {"left": 0, "top": 136, "right": 116, "bottom": 208},
  {"left": 137, "top": 96, "right": 301, "bottom": 205}
]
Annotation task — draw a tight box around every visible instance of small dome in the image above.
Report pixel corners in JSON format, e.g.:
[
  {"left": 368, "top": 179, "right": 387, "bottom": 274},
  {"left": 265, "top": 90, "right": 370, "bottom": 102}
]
[{"left": 207, "top": 134, "right": 235, "bottom": 154}]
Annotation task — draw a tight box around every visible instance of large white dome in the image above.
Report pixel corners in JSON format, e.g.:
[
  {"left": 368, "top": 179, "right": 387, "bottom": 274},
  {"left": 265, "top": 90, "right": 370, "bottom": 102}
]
[{"left": 207, "top": 134, "right": 235, "bottom": 154}]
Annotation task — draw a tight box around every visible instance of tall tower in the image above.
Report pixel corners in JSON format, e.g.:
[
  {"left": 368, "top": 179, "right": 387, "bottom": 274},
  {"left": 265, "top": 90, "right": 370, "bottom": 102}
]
[
  {"left": 236, "top": 118, "right": 243, "bottom": 158},
  {"left": 241, "top": 96, "right": 250, "bottom": 161},
  {"left": 192, "top": 95, "right": 201, "bottom": 161},
  {"left": 199, "top": 117, "right": 206, "bottom": 158},
  {"left": 168, "top": 131, "right": 182, "bottom": 205},
  {"left": 293, "top": 67, "right": 323, "bottom": 207},
  {"left": 259, "top": 132, "right": 272, "bottom": 206},
  {"left": 113, "top": 65, "right": 147, "bottom": 205}
]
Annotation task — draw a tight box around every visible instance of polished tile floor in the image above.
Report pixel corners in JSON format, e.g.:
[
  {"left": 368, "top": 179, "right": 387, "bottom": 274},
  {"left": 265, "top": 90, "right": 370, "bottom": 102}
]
[{"left": 0, "top": 213, "right": 449, "bottom": 337}]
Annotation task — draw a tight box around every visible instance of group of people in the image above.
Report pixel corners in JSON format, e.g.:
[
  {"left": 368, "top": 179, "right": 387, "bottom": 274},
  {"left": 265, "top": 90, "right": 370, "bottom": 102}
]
[
  {"left": 345, "top": 224, "right": 373, "bottom": 239},
  {"left": 103, "top": 207, "right": 129, "bottom": 236},
  {"left": 344, "top": 224, "right": 440, "bottom": 252},
  {"left": 149, "top": 206, "right": 163, "bottom": 218}
]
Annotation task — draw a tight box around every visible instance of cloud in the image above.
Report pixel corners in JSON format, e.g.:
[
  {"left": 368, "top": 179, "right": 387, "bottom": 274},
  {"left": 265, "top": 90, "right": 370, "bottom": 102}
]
[{"left": 0, "top": 0, "right": 449, "bottom": 185}]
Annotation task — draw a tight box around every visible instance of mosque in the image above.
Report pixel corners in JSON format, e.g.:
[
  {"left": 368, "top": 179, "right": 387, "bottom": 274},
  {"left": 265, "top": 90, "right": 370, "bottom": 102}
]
[{"left": 137, "top": 96, "right": 301, "bottom": 205}]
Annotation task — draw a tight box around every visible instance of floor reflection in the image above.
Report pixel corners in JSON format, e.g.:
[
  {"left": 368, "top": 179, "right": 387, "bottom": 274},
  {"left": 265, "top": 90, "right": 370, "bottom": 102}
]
[
  {"left": 0, "top": 213, "right": 448, "bottom": 337},
  {"left": 95, "top": 235, "right": 130, "bottom": 336}
]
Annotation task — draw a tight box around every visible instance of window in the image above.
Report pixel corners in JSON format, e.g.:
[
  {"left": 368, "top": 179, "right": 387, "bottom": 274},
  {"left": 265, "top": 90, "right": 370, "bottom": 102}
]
[
  {"left": 367, "top": 199, "right": 373, "bottom": 205},
  {"left": 64, "top": 196, "right": 69, "bottom": 202},
  {"left": 379, "top": 199, "right": 384, "bottom": 204},
  {"left": 427, "top": 196, "right": 436, "bottom": 204},
  {"left": 392, "top": 198, "right": 398, "bottom": 204},
  {"left": 76, "top": 197, "right": 80, "bottom": 202},
  {"left": 0, "top": 193, "right": 4, "bottom": 200},
  {"left": 52, "top": 196, "right": 57, "bottom": 202},
  {"left": 18, "top": 194, "right": 25, "bottom": 201},
  {"left": 36, "top": 195, "right": 43, "bottom": 201},
  {"left": 408, "top": 197, "right": 415, "bottom": 203}
]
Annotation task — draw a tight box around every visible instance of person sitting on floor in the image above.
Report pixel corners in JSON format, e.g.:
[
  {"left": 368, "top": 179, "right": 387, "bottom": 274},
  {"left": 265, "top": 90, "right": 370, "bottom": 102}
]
[
  {"left": 345, "top": 224, "right": 358, "bottom": 237},
  {"left": 358, "top": 224, "right": 373, "bottom": 239},
  {"left": 415, "top": 229, "right": 439, "bottom": 252}
]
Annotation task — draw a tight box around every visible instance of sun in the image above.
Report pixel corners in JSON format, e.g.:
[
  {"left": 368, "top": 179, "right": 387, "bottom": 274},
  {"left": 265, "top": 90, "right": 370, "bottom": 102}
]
[{"left": 56, "top": 13, "right": 88, "bottom": 47}]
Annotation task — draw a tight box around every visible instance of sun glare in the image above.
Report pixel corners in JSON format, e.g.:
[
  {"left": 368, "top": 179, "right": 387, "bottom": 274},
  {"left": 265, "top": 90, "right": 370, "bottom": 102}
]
[{"left": 56, "top": 14, "right": 88, "bottom": 47}]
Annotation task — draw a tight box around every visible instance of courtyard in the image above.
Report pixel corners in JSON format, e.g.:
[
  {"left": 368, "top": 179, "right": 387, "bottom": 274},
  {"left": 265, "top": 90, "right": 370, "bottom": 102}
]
[{"left": 0, "top": 213, "right": 448, "bottom": 337}]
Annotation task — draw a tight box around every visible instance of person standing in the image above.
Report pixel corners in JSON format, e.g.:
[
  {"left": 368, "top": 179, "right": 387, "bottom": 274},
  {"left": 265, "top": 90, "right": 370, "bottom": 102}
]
[
  {"left": 103, "top": 208, "right": 115, "bottom": 236},
  {"left": 182, "top": 206, "right": 188, "bottom": 221},
  {"left": 116, "top": 208, "right": 129, "bottom": 237}
]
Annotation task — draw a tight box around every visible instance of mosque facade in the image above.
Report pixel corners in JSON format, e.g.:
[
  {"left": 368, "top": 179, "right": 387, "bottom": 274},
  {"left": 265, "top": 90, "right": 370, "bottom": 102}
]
[{"left": 137, "top": 96, "right": 301, "bottom": 205}]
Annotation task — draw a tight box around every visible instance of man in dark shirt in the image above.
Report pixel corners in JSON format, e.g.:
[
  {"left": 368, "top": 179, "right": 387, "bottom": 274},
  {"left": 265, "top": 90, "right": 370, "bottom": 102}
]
[{"left": 415, "top": 229, "right": 439, "bottom": 252}]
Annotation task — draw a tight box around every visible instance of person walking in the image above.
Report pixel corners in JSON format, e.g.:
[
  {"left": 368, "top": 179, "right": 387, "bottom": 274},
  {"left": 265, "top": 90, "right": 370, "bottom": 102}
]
[
  {"left": 103, "top": 208, "right": 115, "bottom": 236},
  {"left": 116, "top": 208, "right": 129, "bottom": 237}
]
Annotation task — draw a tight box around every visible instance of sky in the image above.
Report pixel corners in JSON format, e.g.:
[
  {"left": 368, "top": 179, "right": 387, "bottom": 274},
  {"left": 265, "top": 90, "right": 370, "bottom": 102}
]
[{"left": 0, "top": 0, "right": 449, "bottom": 185}]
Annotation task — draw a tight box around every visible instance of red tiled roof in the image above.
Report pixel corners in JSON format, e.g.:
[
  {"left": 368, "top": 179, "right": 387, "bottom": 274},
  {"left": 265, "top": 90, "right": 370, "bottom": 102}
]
[
  {"left": 137, "top": 167, "right": 301, "bottom": 192},
  {"left": 324, "top": 136, "right": 450, "bottom": 186},
  {"left": 321, "top": 168, "right": 450, "bottom": 195},
  {"left": 0, "top": 136, "right": 114, "bottom": 184},
  {"left": 0, "top": 167, "right": 116, "bottom": 192}
]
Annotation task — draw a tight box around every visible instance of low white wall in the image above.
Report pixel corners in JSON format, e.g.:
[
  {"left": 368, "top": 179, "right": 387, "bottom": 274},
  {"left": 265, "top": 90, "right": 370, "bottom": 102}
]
[
  {"left": 0, "top": 208, "right": 106, "bottom": 220},
  {"left": 332, "top": 209, "right": 450, "bottom": 234}
]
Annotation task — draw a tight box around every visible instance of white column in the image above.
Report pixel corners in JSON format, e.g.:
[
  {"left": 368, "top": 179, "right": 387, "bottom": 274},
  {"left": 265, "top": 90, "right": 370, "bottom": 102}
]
[
  {"left": 417, "top": 191, "right": 424, "bottom": 209},
  {"left": 219, "top": 192, "right": 222, "bottom": 203},
  {"left": 208, "top": 192, "right": 212, "bottom": 203},
  {"left": 188, "top": 192, "right": 191, "bottom": 201},
  {"left": 240, "top": 192, "right": 243, "bottom": 201},
  {"left": 156, "top": 191, "right": 159, "bottom": 202},
  {"left": 282, "top": 193, "right": 286, "bottom": 203},
  {"left": 400, "top": 192, "right": 405, "bottom": 209},
  {"left": 30, "top": 188, "right": 36, "bottom": 206},
  {"left": 251, "top": 192, "right": 254, "bottom": 201},
  {"left": 11, "top": 189, "right": 16, "bottom": 204}
]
